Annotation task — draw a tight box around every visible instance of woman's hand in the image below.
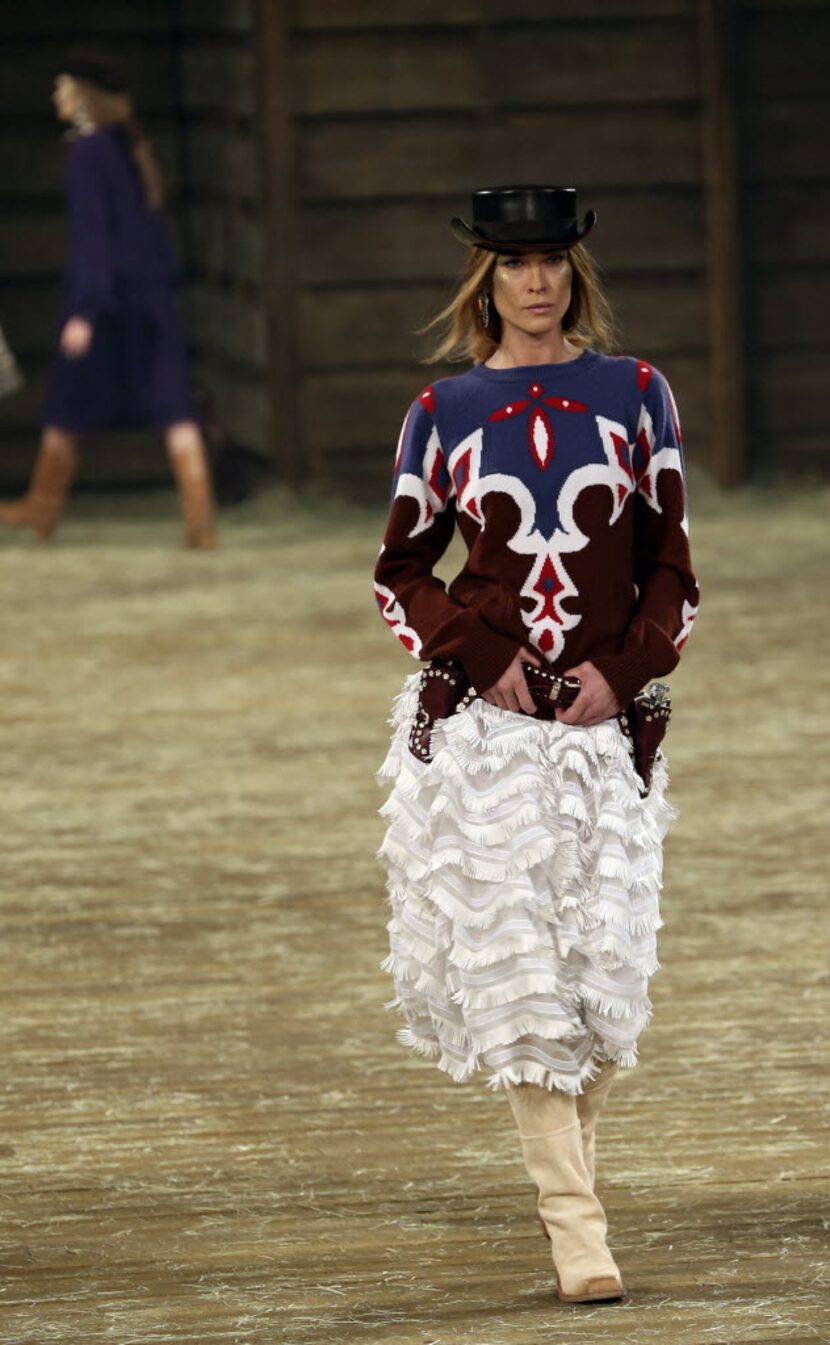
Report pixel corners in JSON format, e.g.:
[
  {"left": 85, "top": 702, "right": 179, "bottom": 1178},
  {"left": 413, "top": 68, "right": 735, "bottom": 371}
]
[
  {"left": 555, "top": 661, "right": 620, "bottom": 726},
  {"left": 60, "top": 317, "right": 93, "bottom": 358},
  {"left": 481, "top": 645, "right": 542, "bottom": 715}
]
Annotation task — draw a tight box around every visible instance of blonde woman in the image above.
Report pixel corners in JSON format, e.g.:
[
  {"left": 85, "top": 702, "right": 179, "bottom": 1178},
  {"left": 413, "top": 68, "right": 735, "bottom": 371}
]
[
  {"left": 373, "top": 186, "right": 700, "bottom": 1304},
  {"left": 0, "top": 49, "right": 216, "bottom": 547}
]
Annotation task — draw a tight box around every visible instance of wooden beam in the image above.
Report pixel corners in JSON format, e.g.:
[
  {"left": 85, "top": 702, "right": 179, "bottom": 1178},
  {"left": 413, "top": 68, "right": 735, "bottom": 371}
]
[
  {"left": 699, "top": 0, "right": 747, "bottom": 485},
  {"left": 254, "top": 0, "right": 303, "bottom": 484}
]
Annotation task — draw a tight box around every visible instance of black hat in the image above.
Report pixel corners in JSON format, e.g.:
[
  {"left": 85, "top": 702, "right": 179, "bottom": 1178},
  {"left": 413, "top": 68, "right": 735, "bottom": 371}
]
[
  {"left": 58, "top": 48, "right": 128, "bottom": 95},
  {"left": 451, "top": 185, "right": 596, "bottom": 251}
]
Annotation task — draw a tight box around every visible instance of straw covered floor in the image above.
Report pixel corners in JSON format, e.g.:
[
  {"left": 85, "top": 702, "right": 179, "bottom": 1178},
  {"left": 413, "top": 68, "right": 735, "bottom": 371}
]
[{"left": 0, "top": 477, "right": 827, "bottom": 1343}]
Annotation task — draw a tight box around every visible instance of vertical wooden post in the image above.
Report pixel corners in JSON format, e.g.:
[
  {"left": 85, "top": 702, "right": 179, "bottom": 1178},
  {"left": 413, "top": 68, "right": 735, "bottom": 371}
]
[
  {"left": 254, "top": 0, "right": 302, "bottom": 484},
  {"left": 699, "top": 0, "right": 747, "bottom": 485}
]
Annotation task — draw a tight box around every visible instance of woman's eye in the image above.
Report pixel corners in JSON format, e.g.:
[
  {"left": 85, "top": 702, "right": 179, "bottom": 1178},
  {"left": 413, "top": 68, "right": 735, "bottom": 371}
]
[{"left": 547, "top": 253, "right": 565, "bottom": 263}]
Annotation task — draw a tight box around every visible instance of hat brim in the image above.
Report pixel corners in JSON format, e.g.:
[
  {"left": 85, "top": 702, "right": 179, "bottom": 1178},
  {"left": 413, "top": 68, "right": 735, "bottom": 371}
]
[{"left": 449, "top": 210, "right": 596, "bottom": 251}]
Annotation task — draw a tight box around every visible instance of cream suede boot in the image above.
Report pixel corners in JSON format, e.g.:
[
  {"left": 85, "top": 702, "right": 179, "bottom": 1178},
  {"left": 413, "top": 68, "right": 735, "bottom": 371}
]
[
  {"left": 505, "top": 1080, "right": 626, "bottom": 1304},
  {"left": 536, "top": 1060, "right": 619, "bottom": 1237},
  {"left": 577, "top": 1059, "right": 618, "bottom": 1192}
]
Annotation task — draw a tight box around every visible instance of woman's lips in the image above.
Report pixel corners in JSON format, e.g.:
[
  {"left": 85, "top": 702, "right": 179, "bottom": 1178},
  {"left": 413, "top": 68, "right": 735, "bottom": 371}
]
[{"left": 526, "top": 304, "right": 553, "bottom": 311}]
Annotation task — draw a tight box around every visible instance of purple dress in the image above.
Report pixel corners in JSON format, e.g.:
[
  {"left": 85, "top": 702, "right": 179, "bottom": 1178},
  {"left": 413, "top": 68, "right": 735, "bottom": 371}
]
[{"left": 40, "top": 126, "right": 195, "bottom": 432}]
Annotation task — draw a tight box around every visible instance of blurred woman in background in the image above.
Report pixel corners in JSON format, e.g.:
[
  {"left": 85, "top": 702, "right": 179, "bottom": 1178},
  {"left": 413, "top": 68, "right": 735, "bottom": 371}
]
[{"left": 0, "top": 49, "right": 217, "bottom": 548}]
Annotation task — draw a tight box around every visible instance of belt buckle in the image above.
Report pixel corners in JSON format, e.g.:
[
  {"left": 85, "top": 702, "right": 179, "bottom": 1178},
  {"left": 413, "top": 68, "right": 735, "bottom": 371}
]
[
  {"left": 547, "top": 675, "right": 563, "bottom": 702},
  {"left": 647, "top": 681, "right": 670, "bottom": 705}
]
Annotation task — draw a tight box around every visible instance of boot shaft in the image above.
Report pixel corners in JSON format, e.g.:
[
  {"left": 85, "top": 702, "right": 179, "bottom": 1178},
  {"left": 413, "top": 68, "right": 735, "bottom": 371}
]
[
  {"left": 505, "top": 1080, "right": 623, "bottom": 1300},
  {"left": 0, "top": 439, "right": 77, "bottom": 540},
  {"left": 576, "top": 1060, "right": 618, "bottom": 1189}
]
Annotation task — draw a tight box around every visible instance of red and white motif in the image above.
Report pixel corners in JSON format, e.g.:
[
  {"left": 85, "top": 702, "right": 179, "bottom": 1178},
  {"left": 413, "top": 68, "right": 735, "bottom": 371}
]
[
  {"left": 445, "top": 462, "right": 586, "bottom": 661},
  {"left": 633, "top": 359, "right": 681, "bottom": 447},
  {"left": 466, "top": 406, "right": 688, "bottom": 662},
  {"left": 387, "top": 369, "right": 694, "bottom": 663},
  {"left": 394, "top": 385, "right": 437, "bottom": 475},
  {"left": 392, "top": 419, "right": 450, "bottom": 537},
  {"left": 487, "top": 382, "right": 589, "bottom": 471},
  {"left": 630, "top": 397, "right": 683, "bottom": 519},
  {"left": 374, "top": 567, "right": 422, "bottom": 656},
  {"left": 674, "top": 598, "right": 697, "bottom": 651},
  {"left": 447, "top": 429, "right": 484, "bottom": 522},
  {"left": 528, "top": 408, "right": 553, "bottom": 470},
  {"left": 636, "top": 360, "right": 654, "bottom": 392}
]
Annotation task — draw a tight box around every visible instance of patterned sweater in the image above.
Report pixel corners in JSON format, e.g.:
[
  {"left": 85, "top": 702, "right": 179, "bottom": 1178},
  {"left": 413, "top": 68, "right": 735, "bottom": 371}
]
[{"left": 373, "top": 349, "right": 700, "bottom": 708}]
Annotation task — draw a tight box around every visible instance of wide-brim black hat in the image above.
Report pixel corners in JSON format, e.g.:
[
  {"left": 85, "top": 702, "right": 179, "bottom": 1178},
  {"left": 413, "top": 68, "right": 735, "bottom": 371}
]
[
  {"left": 57, "top": 48, "right": 128, "bottom": 95},
  {"left": 451, "top": 185, "right": 596, "bottom": 251}
]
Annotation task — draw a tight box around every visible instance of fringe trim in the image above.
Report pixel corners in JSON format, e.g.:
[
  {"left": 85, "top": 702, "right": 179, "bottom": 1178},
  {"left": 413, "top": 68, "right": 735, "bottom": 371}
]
[
  {"left": 376, "top": 674, "right": 673, "bottom": 1084},
  {"left": 428, "top": 762, "right": 542, "bottom": 814},
  {"left": 576, "top": 983, "right": 653, "bottom": 1021},
  {"left": 485, "top": 1057, "right": 605, "bottom": 1095},
  {"left": 429, "top": 831, "right": 557, "bottom": 883},
  {"left": 386, "top": 1003, "right": 582, "bottom": 1057},
  {"left": 447, "top": 968, "right": 570, "bottom": 1012},
  {"left": 392, "top": 871, "right": 544, "bottom": 932},
  {"left": 395, "top": 1026, "right": 441, "bottom": 1057},
  {"left": 384, "top": 923, "right": 446, "bottom": 971},
  {"left": 469, "top": 1011, "right": 583, "bottom": 1055},
  {"left": 448, "top": 923, "right": 551, "bottom": 970},
  {"left": 385, "top": 898, "right": 661, "bottom": 975},
  {"left": 484, "top": 1045, "right": 640, "bottom": 1093},
  {"left": 429, "top": 794, "right": 544, "bottom": 847},
  {"left": 389, "top": 1003, "right": 644, "bottom": 1091}
]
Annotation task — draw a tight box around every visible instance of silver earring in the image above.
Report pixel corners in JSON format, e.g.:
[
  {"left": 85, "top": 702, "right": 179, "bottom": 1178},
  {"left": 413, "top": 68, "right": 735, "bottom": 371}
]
[{"left": 478, "top": 291, "right": 490, "bottom": 326}]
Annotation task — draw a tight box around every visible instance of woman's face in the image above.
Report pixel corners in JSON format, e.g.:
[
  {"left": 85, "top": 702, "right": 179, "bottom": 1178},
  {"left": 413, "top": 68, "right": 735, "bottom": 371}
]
[
  {"left": 52, "top": 75, "right": 83, "bottom": 122},
  {"left": 489, "top": 248, "right": 573, "bottom": 339}
]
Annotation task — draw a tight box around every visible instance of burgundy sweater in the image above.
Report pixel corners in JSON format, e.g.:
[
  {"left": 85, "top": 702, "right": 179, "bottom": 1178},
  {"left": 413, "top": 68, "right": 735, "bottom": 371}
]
[{"left": 373, "top": 349, "right": 700, "bottom": 708}]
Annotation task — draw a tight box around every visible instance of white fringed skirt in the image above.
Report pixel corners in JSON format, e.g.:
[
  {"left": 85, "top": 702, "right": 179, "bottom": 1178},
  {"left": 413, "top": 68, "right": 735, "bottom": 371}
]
[{"left": 375, "top": 671, "right": 677, "bottom": 1095}]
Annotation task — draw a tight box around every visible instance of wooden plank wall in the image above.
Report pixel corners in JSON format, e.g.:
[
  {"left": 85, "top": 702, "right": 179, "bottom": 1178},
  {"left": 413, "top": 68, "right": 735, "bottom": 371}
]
[
  {"left": 176, "top": 0, "right": 271, "bottom": 461},
  {"left": 739, "top": 0, "right": 830, "bottom": 477},
  {"left": 699, "top": 0, "right": 746, "bottom": 486},
  {"left": 292, "top": 0, "right": 708, "bottom": 495}
]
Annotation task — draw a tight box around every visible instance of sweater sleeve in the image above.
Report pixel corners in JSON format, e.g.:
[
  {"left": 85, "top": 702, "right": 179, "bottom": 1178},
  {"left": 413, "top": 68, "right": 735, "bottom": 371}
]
[
  {"left": 373, "top": 389, "right": 522, "bottom": 692},
  {"left": 65, "top": 137, "right": 116, "bottom": 321},
  {"left": 591, "top": 366, "right": 700, "bottom": 709}
]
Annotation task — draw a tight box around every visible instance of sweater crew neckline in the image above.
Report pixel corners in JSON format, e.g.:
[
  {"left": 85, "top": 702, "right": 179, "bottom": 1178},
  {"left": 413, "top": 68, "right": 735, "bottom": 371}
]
[{"left": 471, "top": 349, "right": 599, "bottom": 380}]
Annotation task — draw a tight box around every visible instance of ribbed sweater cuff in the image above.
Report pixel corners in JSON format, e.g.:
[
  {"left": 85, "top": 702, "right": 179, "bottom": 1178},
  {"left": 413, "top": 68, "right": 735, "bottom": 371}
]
[{"left": 591, "top": 645, "right": 678, "bottom": 711}]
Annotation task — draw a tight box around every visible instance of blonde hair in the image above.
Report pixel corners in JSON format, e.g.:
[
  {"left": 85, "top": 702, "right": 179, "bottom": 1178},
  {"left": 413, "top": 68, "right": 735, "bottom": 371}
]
[
  {"left": 73, "top": 79, "right": 164, "bottom": 210},
  {"left": 422, "top": 242, "right": 620, "bottom": 364}
]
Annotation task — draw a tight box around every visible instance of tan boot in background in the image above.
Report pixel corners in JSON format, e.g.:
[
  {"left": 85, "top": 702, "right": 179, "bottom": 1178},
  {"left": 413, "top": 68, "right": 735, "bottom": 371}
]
[
  {"left": 505, "top": 1080, "right": 626, "bottom": 1304},
  {"left": 0, "top": 434, "right": 77, "bottom": 540},
  {"left": 167, "top": 429, "right": 218, "bottom": 550}
]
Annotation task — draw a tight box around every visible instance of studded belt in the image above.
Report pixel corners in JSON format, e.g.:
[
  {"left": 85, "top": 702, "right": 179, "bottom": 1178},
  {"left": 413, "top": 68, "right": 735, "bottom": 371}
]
[
  {"left": 407, "top": 657, "right": 579, "bottom": 763},
  {"left": 407, "top": 657, "right": 671, "bottom": 796}
]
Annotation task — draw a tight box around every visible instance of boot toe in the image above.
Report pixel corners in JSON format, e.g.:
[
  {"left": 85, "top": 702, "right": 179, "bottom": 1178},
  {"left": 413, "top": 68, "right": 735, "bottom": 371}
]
[
  {"left": 556, "top": 1273, "right": 627, "bottom": 1304},
  {"left": 185, "top": 529, "right": 218, "bottom": 550}
]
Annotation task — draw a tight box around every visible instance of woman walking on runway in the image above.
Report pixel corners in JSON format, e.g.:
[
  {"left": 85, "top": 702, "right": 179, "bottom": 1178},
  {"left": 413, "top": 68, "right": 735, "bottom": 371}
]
[
  {"left": 373, "top": 186, "right": 700, "bottom": 1304},
  {"left": 0, "top": 49, "right": 217, "bottom": 548}
]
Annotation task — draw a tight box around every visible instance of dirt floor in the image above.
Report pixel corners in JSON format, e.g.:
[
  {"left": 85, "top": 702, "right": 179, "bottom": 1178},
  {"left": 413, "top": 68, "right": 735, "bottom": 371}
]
[{"left": 0, "top": 473, "right": 828, "bottom": 1344}]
